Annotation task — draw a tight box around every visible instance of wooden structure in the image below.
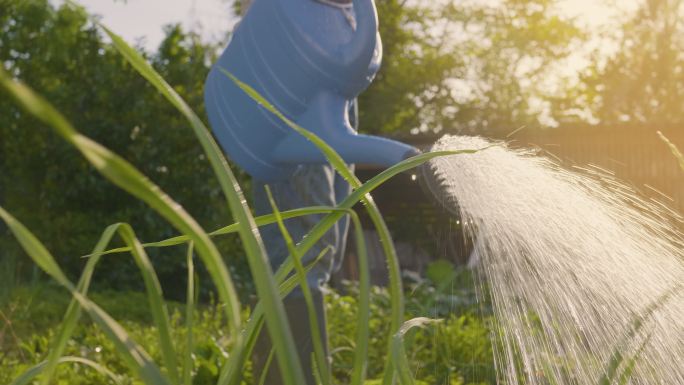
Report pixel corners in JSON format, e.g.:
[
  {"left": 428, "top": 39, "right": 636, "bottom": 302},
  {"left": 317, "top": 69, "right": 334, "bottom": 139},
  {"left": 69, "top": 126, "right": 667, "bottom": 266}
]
[{"left": 334, "top": 124, "right": 684, "bottom": 285}]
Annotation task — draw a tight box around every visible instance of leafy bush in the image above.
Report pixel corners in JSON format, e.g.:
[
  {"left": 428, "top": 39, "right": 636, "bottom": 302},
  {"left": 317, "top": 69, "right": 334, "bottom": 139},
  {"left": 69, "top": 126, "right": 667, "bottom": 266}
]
[
  {"left": 328, "top": 277, "right": 495, "bottom": 385},
  {"left": 1, "top": 286, "right": 242, "bottom": 384},
  {"left": 0, "top": 0, "right": 251, "bottom": 296},
  {"left": 0, "top": 284, "right": 494, "bottom": 385},
  {"left": 0, "top": 2, "right": 479, "bottom": 384}
]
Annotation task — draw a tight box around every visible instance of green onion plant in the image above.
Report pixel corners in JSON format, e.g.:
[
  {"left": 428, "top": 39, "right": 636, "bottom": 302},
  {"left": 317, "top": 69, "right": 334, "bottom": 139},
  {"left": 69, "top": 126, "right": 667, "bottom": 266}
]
[{"left": 0, "top": 3, "right": 477, "bottom": 385}]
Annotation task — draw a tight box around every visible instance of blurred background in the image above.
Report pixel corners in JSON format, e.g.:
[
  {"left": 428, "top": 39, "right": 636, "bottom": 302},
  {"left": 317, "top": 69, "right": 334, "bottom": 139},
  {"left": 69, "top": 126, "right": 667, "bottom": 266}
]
[{"left": 1, "top": 0, "right": 683, "bottom": 298}]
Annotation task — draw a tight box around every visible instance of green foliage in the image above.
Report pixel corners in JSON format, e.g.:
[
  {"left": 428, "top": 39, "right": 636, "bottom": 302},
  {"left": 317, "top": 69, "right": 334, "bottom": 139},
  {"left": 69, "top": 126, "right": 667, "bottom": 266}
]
[
  {"left": 561, "top": 0, "right": 684, "bottom": 125},
  {"left": 0, "top": 3, "right": 484, "bottom": 383},
  {"left": 0, "top": 287, "right": 243, "bottom": 385},
  {"left": 326, "top": 282, "right": 495, "bottom": 385},
  {"left": 0, "top": 0, "right": 249, "bottom": 297},
  {"left": 360, "top": 0, "right": 584, "bottom": 135},
  {"left": 0, "top": 285, "right": 494, "bottom": 385}
]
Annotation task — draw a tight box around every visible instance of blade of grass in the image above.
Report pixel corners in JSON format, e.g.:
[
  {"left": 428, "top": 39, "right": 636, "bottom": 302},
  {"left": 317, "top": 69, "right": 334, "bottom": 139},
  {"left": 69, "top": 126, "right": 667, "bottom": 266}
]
[
  {"left": 0, "top": 207, "right": 170, "bottom": 385},
  {"left": 265, "top": 186, "right": 331, "bottom": 385},
  {"left": 0, "top": 67, "right": 243, "bottom": 364},
  {"left": 271, "top": 152, "right": 480, "bottom": 281},
  {"left": 391, "top": 318, "right": 443, "bottom": 385},
  {"left": 348, "top": 210, "right": 370, "bottom": 385},
  {"left": 218, "top": 246, "right": 333, "bottom": 385},
  {"left": 11, "top": 356, "right": 123, "bottom": 385},
  {"left": 41, "top": 223, "right": 183, "bottom": 385},
  {"left": 84, "top": 207, "right": 348, "bottom": 258},
  {"left": 222, "top": 205, "right": 372, "bottom": 385},
  {"left": 118, "top": 224, "right": 180, "bottom": 384},
  {"left": 97, "top": 21, "right": 308, "bottom": 385},
  {"left": 617, "top": 332, "right": 653, "bottom": 385},
  {"left": 270, "top": 151, "right": 480, "bottom": 385},
  {"left": 598, "top": 284, "right": 681, "bottom": 385},
  {"left": 257, "top": 348, "right": 276, "bottom": 385},
  {"left": 657, "top": 131, "right": 684, "bottom": 171},
  {"left": 219, "top": 70, "right": 356, "bottom": 184},
  {"left": 222, "top": 70, "right": 485, "bottom": 385},
  {"left": 87, "top": 149, "right": 474, "bottom": 263},
  {"left": 218, "top": 151, "right": 480, "bottom": 385},
  {"left": 39, "top": 224, "right": 121, "bottom": 385},
  {"left": 183, "top": 242, "right": 195, "bottom": 385}
]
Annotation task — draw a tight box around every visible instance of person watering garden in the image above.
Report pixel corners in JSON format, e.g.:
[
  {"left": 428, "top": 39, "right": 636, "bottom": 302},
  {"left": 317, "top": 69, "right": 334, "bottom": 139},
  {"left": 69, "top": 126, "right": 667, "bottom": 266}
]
[{"left": 204, "top": 0, "right": 420, "bottom": 383}]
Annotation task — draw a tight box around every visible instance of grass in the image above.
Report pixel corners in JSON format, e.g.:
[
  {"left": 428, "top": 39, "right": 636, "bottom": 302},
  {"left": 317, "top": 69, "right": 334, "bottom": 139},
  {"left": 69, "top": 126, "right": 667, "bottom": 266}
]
[
  {"left": 0, "top": 3, "right": 478, "bottom": 385},
  {"left": 0, "top": 283, "right": 495, "bottom": 385},
  {"left": 2, "top": 3, "right": 669, "bottom": 385}
]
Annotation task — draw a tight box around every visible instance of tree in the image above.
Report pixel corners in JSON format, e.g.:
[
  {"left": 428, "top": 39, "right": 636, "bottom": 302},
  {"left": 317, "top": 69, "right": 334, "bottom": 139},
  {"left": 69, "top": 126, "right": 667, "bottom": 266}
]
[
  {"left": 360, "top": 0, "right": 584, "bottom": 136},
  {"left": 563, "top": 0, "right": 684, "bottom": 125},
  {"left": 0, "top": 1, "right": 250, "bottom": 297}
]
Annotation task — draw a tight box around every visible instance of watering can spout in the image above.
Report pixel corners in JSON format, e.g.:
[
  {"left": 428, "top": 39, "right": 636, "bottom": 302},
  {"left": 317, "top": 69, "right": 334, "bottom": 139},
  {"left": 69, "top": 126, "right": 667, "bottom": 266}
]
[{"left": 271, "top": 92, "right": 419, "bottom": 168}]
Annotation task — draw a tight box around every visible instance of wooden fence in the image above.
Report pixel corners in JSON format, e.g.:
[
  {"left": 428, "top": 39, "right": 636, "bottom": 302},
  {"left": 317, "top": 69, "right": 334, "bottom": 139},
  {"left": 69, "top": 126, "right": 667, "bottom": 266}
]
[
  {"left": 334, "top": 125, "right": 684, "bottom": 284},
  {"left": 401, "top": 124, "right": 684, "bottom": 217},
  {"left": 512, "top": 125, "right": 684, "bottom": 216}
]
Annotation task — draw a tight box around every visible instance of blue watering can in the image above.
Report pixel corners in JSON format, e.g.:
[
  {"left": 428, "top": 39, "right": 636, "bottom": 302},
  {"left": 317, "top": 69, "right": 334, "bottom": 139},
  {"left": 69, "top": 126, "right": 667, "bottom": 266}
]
[{"left": 204, "top": 0, "right": 419, "bottom": 182}]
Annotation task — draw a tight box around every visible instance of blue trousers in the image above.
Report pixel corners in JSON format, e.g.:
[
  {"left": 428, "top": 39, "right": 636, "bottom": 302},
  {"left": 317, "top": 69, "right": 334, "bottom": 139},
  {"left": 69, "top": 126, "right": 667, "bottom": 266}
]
[
  {"left": 252, "top": 164, "right": 352, "bottom": 384},
  {"left": 253, "top": 164, "right": 352, "bottom": 290}
]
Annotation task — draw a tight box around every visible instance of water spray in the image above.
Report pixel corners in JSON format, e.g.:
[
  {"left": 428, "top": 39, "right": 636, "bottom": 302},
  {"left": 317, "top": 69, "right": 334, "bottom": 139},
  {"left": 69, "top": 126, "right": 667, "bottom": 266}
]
[{"left": 429, "top": 135, "right": 684, "bottom": 385}]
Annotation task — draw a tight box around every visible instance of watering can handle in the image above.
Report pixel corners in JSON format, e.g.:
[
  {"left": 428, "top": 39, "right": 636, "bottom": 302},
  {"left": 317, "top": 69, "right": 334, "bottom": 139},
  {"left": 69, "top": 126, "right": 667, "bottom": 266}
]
[
  {"left": 273, "top": 0, "right": 378, "bottom": 76},
  {"left": 345, "top": 0, "right": 379, "bottom": 73}
]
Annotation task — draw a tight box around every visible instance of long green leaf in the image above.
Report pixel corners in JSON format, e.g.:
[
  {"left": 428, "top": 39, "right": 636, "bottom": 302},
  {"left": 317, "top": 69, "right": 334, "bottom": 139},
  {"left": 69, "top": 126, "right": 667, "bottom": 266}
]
[
  {"left": 265, "top": 186, "right": 331, "bottom": 385},
  {"left": 657, "top": 131, "right": 684, "bottom": 171},
  {"left": 617, "top": 332, "right": 653, "bottom": 385},
  {"left": 598, "top": 285, "right": 681, "bottom": 385},
  {"left": 257, "top": 348, "right": 276, "bottom": 385},
  {"left": 348, "top": 211, "right": 371, "bottom": 385},
  {"left": 84, "top": 207, "right": 348, "bottom": 258},
  {"left": 98, "top": 21, "right": 307, "bottom": 385},
  {"left": 0, "top": 207, "right": 170, "bottom": 385},
  {"left": 216, "top": 151, "right": 479, "bottom": 385},
  {"left": 222, "top": 205, "right": 372, "bottom": 385},
  {"left": 218, "top": 246, "right": 333, "bottom": 385},
  {"left": 183, "top": 242, "right": 196, "bottom": 385},
  {"left": 391, "top": 318, "right": 443, "bottom": 385},
  {"left": 0, "top": 66, "right": 243, "bottom": 359},
  {"left": 275, "top": 152, "right": 477, "bottom": 385},
  {"left": 39, "top": 223, "right": 182, "bottom": 385},
  {"left": 39, "top": 224, "right": 121, "bottom": 385},
  {"left": 222, "top": 70, "right": 483, "bottom": 385},
  {"left": 118, "top": 224, "right": 180, "bottom": 384},
  {"left": 11, "top": 356, "right": 123, "bottom": 385},
  {"left": 220, "top": 70, "right": 355, "bottom": 183}
]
